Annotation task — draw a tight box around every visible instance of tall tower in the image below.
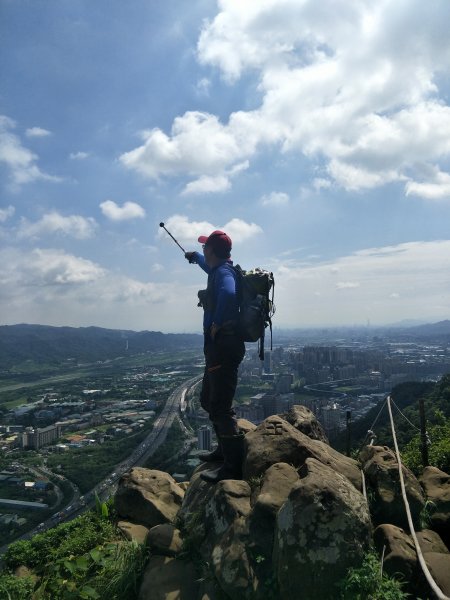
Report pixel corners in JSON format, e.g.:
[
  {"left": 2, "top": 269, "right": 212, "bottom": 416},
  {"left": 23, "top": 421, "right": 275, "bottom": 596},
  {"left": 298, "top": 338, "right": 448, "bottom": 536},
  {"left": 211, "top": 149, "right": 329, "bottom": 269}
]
[
  {"left": 197, "top": 425, "right": 212, "bottom": 451},
  {"left": 264, "top": 350, "right": 273, "bottom": 374}
]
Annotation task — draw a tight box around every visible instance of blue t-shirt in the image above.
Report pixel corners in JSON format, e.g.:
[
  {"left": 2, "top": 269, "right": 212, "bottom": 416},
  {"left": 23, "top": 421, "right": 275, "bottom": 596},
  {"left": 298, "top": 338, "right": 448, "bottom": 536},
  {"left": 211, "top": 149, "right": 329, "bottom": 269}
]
[{"left": 193, "top": 252, "right": 239, "bottom": 331}]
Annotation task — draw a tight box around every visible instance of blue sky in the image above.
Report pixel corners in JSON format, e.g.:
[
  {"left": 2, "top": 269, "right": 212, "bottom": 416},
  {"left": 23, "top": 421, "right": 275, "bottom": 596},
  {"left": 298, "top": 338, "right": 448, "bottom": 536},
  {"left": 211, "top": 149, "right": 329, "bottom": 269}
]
[{"left": 1, "top": 0, "right": 450, "bottom": 332}]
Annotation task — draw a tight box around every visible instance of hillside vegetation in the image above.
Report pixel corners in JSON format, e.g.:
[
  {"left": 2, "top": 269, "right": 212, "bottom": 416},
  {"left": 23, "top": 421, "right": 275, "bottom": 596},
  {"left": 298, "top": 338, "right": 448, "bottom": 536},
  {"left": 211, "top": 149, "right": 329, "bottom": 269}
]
[
  {"left": 0, "top": 324, "right": 202, "bottom": 369},
  {"left": 335, "top": 375, "right": 450, "bottom": 469}
]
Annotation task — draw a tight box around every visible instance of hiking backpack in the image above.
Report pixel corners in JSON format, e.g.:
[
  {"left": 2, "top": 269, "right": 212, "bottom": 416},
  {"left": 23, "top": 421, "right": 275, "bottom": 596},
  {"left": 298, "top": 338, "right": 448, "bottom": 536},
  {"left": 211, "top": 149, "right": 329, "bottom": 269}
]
[{"left": 233, "top": 265, "right": 275, "bottom": 360}]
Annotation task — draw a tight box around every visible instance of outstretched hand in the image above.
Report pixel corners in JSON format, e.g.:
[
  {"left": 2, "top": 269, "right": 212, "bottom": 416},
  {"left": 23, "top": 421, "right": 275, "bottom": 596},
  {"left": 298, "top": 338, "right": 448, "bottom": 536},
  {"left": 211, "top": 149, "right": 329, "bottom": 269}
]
[{"left": 185, "top": 251, "right": 196, "bottom": 263}]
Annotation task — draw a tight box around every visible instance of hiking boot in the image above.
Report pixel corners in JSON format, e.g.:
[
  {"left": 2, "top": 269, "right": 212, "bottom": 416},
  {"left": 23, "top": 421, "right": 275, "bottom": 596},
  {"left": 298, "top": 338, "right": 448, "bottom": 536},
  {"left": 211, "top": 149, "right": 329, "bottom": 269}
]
[
  {"left": 198, "top": 444, "right": 224, "bottom": 462},
  {"left": 200, "top": 433, "right": 245, "bottom": 483}
]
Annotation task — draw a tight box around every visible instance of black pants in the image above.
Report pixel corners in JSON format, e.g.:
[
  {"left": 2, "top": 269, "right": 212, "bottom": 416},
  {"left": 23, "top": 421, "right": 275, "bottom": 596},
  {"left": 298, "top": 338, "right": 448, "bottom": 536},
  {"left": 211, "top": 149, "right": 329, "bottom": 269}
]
[{"left": 200, "top": 333, "right": 245, "bottom": 436}]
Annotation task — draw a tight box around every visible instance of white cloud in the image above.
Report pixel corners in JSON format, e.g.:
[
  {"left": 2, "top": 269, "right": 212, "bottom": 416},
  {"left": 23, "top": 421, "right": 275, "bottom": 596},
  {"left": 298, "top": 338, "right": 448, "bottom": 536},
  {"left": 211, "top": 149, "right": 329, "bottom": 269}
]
[
  {"left": 69, "top": 151, "right": 90, "bottom": 160},
  {"left": 271, "top": 239, "right": 450, "bottom": 326},
  {"left": 25, "top": 127, "right": 51, "bottom": 138},
  {"left": 0, "top": 205, "right": 15, "bottom": 222},
  {"left": 336, "top": 281, "right": 360, "bottom": 290},
  {"left": 224, "top": 217, "right": 263, "bottom": 241},
  {"left": 406, "top": 167, "right": 450, "bottom": 200},
  {"left": 119, "top": 111, "right": 260, "bottom": 193},
  {"left": 195, "top": 77, "right": 211, "bottom": 97},
  {"left": 158, "top": 214, "right": 262, "bottom": 245},
  {"left": 100, "top": 200, "right": 146, "bottom": 221},
  {"left": 152, "top": 263, "right": 164, "bottom": 272},
  {"left": 122, "top": 2, "right": 450, "bottom": 198},
  {"left": 0, "top": 246, "right": 200, "bottom": 331},
  {"left": 261, "top": 191, "right": 290, "bottom": 206},
  {"left": 182, "top": 174, "right": 231, "bottom": 195},
  {"left": 0, "top": 116, "right": 61, "bottom": 186},
  {"left": 313, "top": 178, "right": 332, "bottom": 192},
  {"left": 18, "top": 212, "right": 97, "bottom": 240},
  {"left": 0, "top": 248, "right": 105, "bottom": 287}
]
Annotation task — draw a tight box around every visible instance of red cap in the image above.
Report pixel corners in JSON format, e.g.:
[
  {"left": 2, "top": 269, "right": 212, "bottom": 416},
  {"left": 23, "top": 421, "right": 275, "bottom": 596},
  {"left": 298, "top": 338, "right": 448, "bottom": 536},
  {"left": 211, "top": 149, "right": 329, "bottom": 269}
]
[{"left": 198, "top": 230, "right": 232, "bottom": 258}]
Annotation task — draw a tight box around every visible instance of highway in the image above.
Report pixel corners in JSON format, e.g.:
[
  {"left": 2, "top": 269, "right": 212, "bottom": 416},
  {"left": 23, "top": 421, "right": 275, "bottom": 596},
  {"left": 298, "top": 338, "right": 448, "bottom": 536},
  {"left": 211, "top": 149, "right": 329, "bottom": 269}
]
[{"left": 0, "top": 374, "right": 202, "bottom": 559}]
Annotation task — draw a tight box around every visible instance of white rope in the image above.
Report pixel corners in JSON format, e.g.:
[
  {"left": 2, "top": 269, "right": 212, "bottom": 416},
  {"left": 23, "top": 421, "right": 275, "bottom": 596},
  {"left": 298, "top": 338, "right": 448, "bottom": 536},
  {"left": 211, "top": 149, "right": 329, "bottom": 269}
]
[
  {"left": 369, "top": 398, "right": 388, "bottom": 432},
  {"left": 391, "top": 398, "right": 421, "bottom": 433},
  {"left": 358, "top": 399, "right": 387, "bottom": 455},
  {"left": 380, "top": 544, "right": 386, "bottom": 579},
  {"left": 386, "top": 395, "right": 450, "bottom": 600},
  {"left": 361, "top": 469, "right": 367, "bottom": 501}
]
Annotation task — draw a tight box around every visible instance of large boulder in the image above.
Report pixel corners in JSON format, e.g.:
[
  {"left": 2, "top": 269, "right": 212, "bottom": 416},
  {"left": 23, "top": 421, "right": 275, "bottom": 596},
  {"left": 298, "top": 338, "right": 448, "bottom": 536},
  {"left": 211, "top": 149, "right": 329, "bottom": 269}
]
[
  {"left": 373, "top": 524, "right": 418, "bottom": 593},
  {"left": 420, "top": 466, "right": 450, "bottom": 546},
  {"left": 117, "top": 521, "right": 149, "bottom": 544},
  {"left": 210, "top": 519, "right": 255, "bottom": 600},
  {"left": 247, "top": 463, "right": 299, "bottom": 598},
  {"left": 361, "top": 445, "right": 425, "bottom": 529},
  {"left": 422, "top": 553, "right": 450, "bottom": 597},
  {"left": 244, "top": 415, "right": 361, "bottom": 490},
  {"left": 177, "top": 474, "right": 254, "bottom": 598},
  {"left": 203, "top": 480, "right": 254, "bottom": 599},
  {"left": 176, "top": 469, "right": 215, "bottom": 534},
  {"left": 146, "top": 523, "right": 183, "bottom": 557},
  {"left": 237, "top": 418, "right": 257, "bottom": 434},
  {"left": 248, "top": 463, "right": 299, "bottom": 562},
  {"left": 417, "top": 529, "right": 450, "bottom": 554},
  {"left": 274, "top": 458, "right": 372, "bottom": 600},
  {"left": 374, "top": 524, "right": 450, "bottom": 598},
  {"left": 115, "top": 468, "right": 184, "bottom": 528},
  {"left": 138, "top": 555, "right": 199, "bottom": 600},
  {"left": 418, "top": 529, "right": 450, "bottom": 597},
  {"left": 284, "top": 405, "right": 329, "bottom": 443},
  {"left": 203, "top": 479, "right": 251, "bottom": 552}
]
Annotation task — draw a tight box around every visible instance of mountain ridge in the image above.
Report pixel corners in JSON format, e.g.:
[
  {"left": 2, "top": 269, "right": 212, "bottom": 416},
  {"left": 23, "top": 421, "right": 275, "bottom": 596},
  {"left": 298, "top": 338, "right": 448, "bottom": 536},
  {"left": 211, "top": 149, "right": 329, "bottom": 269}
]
[{"left": 0, "top": 324, "right": 202, "bottom": 369}]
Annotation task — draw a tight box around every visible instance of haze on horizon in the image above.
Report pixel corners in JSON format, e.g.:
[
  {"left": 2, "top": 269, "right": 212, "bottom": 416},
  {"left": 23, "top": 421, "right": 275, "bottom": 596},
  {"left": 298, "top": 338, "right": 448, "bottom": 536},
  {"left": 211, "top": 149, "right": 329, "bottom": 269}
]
[{"left": 1, "top": 1, "right": 449, "bottom": 333}]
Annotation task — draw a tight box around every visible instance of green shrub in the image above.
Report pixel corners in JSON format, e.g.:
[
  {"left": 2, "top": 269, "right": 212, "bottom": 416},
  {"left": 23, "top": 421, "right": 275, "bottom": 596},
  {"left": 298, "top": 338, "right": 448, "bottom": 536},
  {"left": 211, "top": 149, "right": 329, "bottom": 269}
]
[
  {"left": 3, "top": 508, "right": 148, "bottom": 600},
  {"left": 4, "top": 512, "right": 116, "bottom": 570},
  {"left": 339, "top": 551, "right": 408, "bottom": 600},
  {"left": 34, "top": 541, "right": 149, "bottom": 600},
  {"left": 0, "top": 573, "right": 35, "bottom": 600},
  {"left": 402, "top": 419, "right": 450, "bottom": 475}
]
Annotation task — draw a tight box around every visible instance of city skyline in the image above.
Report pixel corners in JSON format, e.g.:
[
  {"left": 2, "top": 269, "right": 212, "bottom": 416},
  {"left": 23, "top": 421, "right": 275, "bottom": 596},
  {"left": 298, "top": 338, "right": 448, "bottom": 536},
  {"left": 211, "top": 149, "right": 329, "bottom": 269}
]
[{"left": 1, "top": 1, "right": 450, "bottom": 332}]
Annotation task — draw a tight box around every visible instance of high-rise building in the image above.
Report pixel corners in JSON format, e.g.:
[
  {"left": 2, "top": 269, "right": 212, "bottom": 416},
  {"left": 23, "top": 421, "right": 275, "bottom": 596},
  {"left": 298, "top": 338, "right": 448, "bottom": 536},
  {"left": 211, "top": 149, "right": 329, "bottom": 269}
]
[
  {"left": 263, "top": 350, "right": 273, "bottom": 374},
  {"left": 197, "top": 425, "right": 212, "bottom": 451},
  {"left": 235, "top": 403, "right": 265, "bottom": 424},
  {"left": 320, "top": 404, "right": 341, "bottom": 439},
  {"left": 21, "top": 424, "right": 61, "bottom": 450},
  {"left": 275, "top": 373, "right": 294, "bottom": 394}
]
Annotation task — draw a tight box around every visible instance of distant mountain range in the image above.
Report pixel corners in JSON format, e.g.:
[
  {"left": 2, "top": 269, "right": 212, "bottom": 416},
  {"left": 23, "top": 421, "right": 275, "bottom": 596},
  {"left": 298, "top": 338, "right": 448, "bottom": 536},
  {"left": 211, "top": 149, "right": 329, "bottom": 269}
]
[
  {"left": 1, "top": 320, "right": 448, "bottom": 371},
  {"left": 403, "top": 319, "right": 450, "bottom": 335},
  {"left": 0, "top": 324, "right": 203, "bottom": 370}
]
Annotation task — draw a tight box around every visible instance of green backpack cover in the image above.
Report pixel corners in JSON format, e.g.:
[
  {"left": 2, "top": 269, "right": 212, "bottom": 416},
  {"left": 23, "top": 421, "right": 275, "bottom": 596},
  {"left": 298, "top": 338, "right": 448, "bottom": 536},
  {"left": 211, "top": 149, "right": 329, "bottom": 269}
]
[{"left": 233, "top": 265, "right": 275, "bottom": 359}]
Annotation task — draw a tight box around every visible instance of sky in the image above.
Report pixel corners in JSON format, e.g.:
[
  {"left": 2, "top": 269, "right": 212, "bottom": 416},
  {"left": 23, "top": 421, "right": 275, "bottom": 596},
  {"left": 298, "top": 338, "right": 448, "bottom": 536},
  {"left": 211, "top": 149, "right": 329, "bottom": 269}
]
[{"left": 1, "top": 0, "right": 450, "bottom": 333}]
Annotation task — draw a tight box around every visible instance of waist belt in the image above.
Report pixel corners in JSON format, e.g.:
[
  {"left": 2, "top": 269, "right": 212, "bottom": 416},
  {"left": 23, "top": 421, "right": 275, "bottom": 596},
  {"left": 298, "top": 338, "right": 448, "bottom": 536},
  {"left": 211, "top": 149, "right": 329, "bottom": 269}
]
[{"left": 204, "top": 320, "right": 237, "bottom": 336}]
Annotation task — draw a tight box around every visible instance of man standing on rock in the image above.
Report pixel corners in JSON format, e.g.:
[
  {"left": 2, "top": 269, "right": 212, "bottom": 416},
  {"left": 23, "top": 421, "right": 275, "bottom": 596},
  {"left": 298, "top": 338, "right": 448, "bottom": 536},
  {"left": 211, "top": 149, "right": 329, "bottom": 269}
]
[{"left": 185, "top": 230, "right": 245, "bottom": 483}]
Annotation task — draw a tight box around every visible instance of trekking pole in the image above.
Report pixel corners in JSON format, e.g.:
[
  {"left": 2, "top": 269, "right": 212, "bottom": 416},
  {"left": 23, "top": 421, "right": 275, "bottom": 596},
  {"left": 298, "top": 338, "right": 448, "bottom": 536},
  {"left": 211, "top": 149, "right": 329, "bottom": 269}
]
[{"left": 159, "top": 222, "right": 186, "bottom": 254}]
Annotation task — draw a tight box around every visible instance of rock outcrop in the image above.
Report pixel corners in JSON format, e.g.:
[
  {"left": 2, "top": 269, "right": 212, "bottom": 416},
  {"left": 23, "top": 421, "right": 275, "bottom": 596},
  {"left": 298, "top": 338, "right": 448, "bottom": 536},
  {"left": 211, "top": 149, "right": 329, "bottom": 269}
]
[
  {"left": 243, "top": 415, "right": 361, "bottom": 490},
  {"left": 109, "top": 409, "right": 450, "bottom": 600},
  {"left": 146, "top": 523, "right": 183, "bottom": 557},
  {"left": 115, "top": 468, "right": 184, "bottom": 528},
  {"left": 248, "top": 462, "right": 299, "bottom": 566},
  {"left": 360, "top": 445, "right": 425, "bottom": 529},
  {"left": 274, "top": 458, "right": 372, "bottom": 599},
  {"left": 138, "top": 555, "right": 200, "bottom": 600},
  {"left": 374, "top": 523, "right": 450, "bottom": 597},
  {"left": 420, "top": 466, "right": 450, "bottom": 546},
  {"left": 283, "top": 404, "right": 329, "bottom": 443}
]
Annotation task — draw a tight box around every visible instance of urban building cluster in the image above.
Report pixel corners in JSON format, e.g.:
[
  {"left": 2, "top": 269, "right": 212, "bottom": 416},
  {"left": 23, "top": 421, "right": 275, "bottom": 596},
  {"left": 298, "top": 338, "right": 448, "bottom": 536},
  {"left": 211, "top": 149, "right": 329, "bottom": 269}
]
[
  {"left": 231, "top": 338, "right": 449, "bottom": 440},
  {"left": 0, "top": 365, "right": 194, "bottom": 453}
]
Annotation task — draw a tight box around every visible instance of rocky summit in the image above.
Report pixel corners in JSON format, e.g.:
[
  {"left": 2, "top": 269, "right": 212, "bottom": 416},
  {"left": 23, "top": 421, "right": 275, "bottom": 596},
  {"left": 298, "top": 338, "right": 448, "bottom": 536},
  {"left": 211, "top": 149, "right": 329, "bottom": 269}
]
[{"left": 113, "top": 407, "right": 450, "bottom": 600}]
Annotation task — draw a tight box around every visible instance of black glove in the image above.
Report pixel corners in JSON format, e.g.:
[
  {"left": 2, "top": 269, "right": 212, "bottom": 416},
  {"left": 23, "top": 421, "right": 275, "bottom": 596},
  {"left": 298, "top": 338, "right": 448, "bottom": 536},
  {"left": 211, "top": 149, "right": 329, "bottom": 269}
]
[{"left": 185, "top": 251, "right": 196, "bottom": 263}]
